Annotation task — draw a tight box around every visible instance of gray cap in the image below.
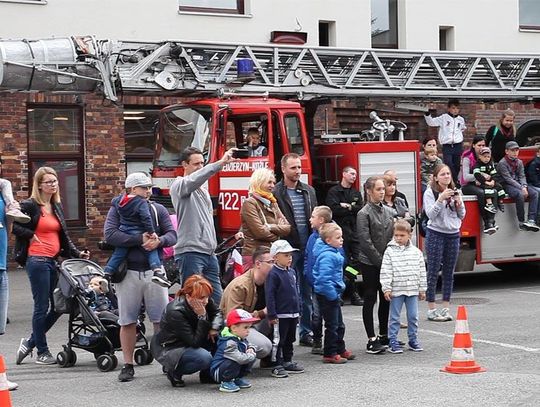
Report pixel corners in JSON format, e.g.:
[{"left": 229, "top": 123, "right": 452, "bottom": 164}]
[
  {"left": 505, "top": 141, "right": 520, "bottom": 150},
  {"left": 270, "top": 240, "right": 298, "bottom": 256},
  {"left": 125, "top": 172, "right": 153, "bottom": 188}
]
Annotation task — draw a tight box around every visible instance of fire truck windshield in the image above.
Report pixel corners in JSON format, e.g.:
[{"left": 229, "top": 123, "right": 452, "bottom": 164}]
[{"left": 155, "top": 106, "right": 212, "bottom": 166}]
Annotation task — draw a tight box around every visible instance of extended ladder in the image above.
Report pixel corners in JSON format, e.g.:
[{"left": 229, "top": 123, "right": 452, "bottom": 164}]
[{"left": 1, "top": 36, "right": 540, "bottom": 102}]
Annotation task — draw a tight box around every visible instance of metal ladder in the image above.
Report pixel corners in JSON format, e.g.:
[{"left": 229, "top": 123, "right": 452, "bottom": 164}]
[{"left": 2, "top": 36, "right": 540, "bottom": 102}]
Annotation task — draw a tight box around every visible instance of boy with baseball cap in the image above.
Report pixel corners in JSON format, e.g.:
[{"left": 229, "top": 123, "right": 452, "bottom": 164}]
[
  {"left": 210, "top": 309, "right": 259, "bottom": 393},
  {"left": 497, "top": 141, "right": 540, "bottom": 231},
  {"left": 265, "top": 240, "right": 304, "bottom": 377}
]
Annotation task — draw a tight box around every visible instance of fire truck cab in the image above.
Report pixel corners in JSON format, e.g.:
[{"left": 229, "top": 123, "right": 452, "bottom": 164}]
[{"left": 151, "top": 96, "right": 539, "bottom": 272}]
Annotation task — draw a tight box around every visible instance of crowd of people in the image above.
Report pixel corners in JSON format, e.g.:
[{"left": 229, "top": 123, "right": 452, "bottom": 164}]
[{"left": 2, "top": 103, "right": 540, "bottom": 393}]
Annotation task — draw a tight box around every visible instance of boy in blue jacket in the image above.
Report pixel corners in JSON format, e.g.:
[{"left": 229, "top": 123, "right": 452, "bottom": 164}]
[
  {"left": 266, "top": 240, "right": 304, "bottom": 377},
  {"left": 211, "top": 309, "right": 259, "bottom": 393},
  {"left": 304, "top": 205, "right": 333, "bottom": 355},
  {"left": 312, "top": 223, "right": 355, "bottom": 364}
]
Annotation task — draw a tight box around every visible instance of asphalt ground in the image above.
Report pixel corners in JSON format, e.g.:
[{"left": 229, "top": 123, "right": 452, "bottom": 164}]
[{"left": 1, "top": 264, "right": 540, "bottom": 407}]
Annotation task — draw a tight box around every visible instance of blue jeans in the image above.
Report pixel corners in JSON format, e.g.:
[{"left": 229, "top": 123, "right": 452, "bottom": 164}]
[
  {"left": 175, "top": 347, "right": 213, "bottom": 377},
  {"left": 26, "top": 256, "right": 62, "bottom": 355},
  {"left": 175, "top": 252, "right": 222, "bottom": 304},
  {"left": 0, "top": 270, "right": 7, "bottom": 335},
  {"left": 104, "top": 226, "right": 161, "bottom": 274},
  {"left": 311, "top": 293, "right": 322, "bottom": 342},
  {"left": 211, "top": 358, "right": 253, "bottom": 383},
  {"left": 317, "top": 294, "right": 346, "bottom": 357},
  {"left": 504, "top": 184, "right": 539, "bottom": 223},
  {"left": 388, "top": 295, "right": 419, "bottom": 345},
  {"left": 442, "top": 142, "right": 463, "bottom": 184},
  {"left": 292, "top": 251, "right": 312, "bottom": 339}
]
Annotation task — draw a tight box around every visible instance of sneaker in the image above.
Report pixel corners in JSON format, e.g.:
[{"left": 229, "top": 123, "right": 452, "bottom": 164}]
[
  {"left": 35, "top": 351, "right": 56, "bottom": 365},
  {"left": 484, "top": 224, "right": 497, "bottom": 234},
  {"left": 377, "top": 335, "right": 404, "bottom": 348},
  {"left": 408, "top": 341, "right": 424, "bottom": 352},
  {"left": 350, "top": 292, "right": 364, "bottom": 306},
  {"left": 427, "top": 308, "right": 444, "bottom": 321},
  {"left": 299, "top": 335, "right": 314, "bottom": 347},
  {"left": 16, "top": 338, "right": 33, "bottom": 365},
  {"left": 8, "top": 380, "right": 18, "bottom": 391},
  {"left": 366, "top": 338, "right": 386, "bottom": 354},
  {"left": 311, "top": 344, "right": 323, "bottom": 355},
  {"left": 151, "top": 268, "right": 172, "bottom": 288},
  {"left": 118, "top": 364, "right": 135, "bottom": 382},
  {"left": 524, "top": 220, "right": 540, "bottom": 232},
  {"left": 519, "top": 223, "right": 529, "bottom": 231},
  {"left": 498, "top": 201, "right": 505, "bottom": 213},
  {"left": 484, "top": 203, "right": 497, "bottom": 214},
  {"left": 322, "top": 355, "right": 347, "bottom": 364},
  {"left": 283, "top": 361, "right": 305, "bottom": 374},
  {"left": 340, "top": 350, "right": 356, "bottom": 360},
  {"left": 219, "top": 381, "right": 240, "bottom": 393},
  {"left": 439, "top": 308, "right": 453, "bottom": 321},
  {"left": 234, "top": 377, "right": 252, "bottom": 388},
  {"left": 270, "top": 366, "right": 289, "bottom": 378},
  {"left": 6, "top": 207, "right": 31, "bottom": 224},
  {"left": 388, "top": 343, "right": 404, "bottom": 354}
]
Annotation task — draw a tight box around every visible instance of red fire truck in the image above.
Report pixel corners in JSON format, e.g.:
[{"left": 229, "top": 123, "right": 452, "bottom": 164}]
[{"left": 151, "top": 96, "right": 539, "bottom": 272}]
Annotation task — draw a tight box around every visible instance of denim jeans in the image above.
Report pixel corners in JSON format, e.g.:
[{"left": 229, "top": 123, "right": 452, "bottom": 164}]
[
  {"left": 175, "top": 347, "right": 213, "bottom": 377},
  {"left": 442, "top": 142, "right": 463, "bottom": 184},
  {"left": 176, "top": 252, "right": 222, "bottom": 304},
  {"left": 212, "top": 358, "right": 253, "bottom": 383},
  {"left": 388, "top": 295, "right": 419, "bottom": 345},
  {"left": 504, "top": 184, "right": 539, "bottom": 223},
  {"left": 292, "top": 251, "right": 313, "bottom": 339},
  {"left": 26, "top": 256, "right": 62, "bottom": 355},
  {"left": 104, "top": 225, "right": 160, "bottom": 274},
  {"left": 311, "top": 293, "right": 322, "bottom": 342},
  {"left": 0, "top": 270, "right": 7, "bottom": 335},
  {"left": 317, "top": 294, "right": 346, "bottom": 357}
]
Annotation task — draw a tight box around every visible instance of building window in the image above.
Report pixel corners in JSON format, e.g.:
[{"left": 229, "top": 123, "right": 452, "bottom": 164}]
[
  {"left": 124, "top": 107, "right": 161, "bottom": 175},
  {"left": 371, "top": 0, "right": 398, "bottom": 48},
  {"left": 179, "top": 0, "right": 244, "bottom": 14},
  {"left": 519, "top": 0, "right": 540, "bottom": 29},
  {"left": 27, "top": 105, "right": 85, "bottom": 226},
  {"left": 439, "top": 26, "right": 455, "bottom": 51},
  {"left": 319, "top": 21, "right": 336, "bottom": 47}
]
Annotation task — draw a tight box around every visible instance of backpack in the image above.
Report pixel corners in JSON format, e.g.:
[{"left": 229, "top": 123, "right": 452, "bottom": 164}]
[{"left": 418, "top": 188, "right": 440, "bottom": 238}]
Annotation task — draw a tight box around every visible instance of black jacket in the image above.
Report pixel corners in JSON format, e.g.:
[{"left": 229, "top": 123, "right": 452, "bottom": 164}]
[
  {"left": 155, "top": 296, "right": 223, "bottom": 349},
  {"left": 274, "top": 180, "right": 317, "bottom": 250},
  {"left": 486, "top": 125, "right": 515, "bottom": 164},
  {"left": 12, "top": 198, "right": 82, "bottom": 266},
  {"left": 356, "top": 202, "right": 395, "bottom": 268},
  {"left": 326, "top": 184, "right": 363, "bottom": 238}
]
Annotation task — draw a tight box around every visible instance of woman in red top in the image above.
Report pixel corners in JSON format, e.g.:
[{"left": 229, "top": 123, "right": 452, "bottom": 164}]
[{"left": 13, "top": 167, "right": 89, "bottom": 365}]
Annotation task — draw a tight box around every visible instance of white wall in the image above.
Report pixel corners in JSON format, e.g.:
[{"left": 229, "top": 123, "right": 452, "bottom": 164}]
[
  {"left": 399, "top": 0, "right": 540, "bottom": 52},
  {"left": 0, "top": 0, "right": 371, "bottom": 48}
]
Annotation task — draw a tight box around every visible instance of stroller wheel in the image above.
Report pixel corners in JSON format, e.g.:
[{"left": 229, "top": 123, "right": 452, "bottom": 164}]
[
  {"left": 96, "top": 354, "right": 117, "bottom": 372},
  {"left": 134, "top": 348, "right": 153, "bottom": 366},
  {"left": 66, "top": 349, "right": 77, "bottom": 367},
  {"left": 57, "top": 351, "right": 70, "bottom": 368}
]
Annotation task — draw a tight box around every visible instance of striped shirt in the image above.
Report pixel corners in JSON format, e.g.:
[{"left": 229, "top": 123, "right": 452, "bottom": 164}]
[{"left": 287, "top": 188, "right": 309, "bottom": 247}]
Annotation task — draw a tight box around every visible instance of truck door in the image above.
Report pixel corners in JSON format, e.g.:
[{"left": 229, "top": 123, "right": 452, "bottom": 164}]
[{"left": 215, "top": 108, "right": 273, "bottom": 236}]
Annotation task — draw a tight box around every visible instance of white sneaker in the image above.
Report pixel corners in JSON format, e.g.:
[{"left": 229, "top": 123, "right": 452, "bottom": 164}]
[
  {"left": 439, "top": 308, "right": 453, "bottom": 321},
  {"left": 523, "top": 220, "right": 540, "bottom": 232},
  {"left": 427, "top": 308, "right": 440, "bottom": 321},
  {"left": 6, "top": 207, "right": 31, "bottom": 224},
  {"left": 8, "top": 380, "right": 18, "bottom": 391}
]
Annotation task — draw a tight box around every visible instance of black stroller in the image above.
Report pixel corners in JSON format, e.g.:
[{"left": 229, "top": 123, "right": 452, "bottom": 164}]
[{"left": 54, "top": 258, "right": 153, "bottom": 372}]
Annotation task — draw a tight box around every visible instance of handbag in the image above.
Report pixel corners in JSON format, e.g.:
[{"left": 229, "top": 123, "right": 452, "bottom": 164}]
[{"left": 110, "top": 258, "right": 128, "bottom": 284}]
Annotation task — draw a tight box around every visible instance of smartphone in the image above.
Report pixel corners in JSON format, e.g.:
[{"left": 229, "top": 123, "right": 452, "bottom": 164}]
[
  {"left": 453, "top": 189, "right": 460, "bottom": 196},
  {"left": 232, "top": 148, "right": 249, "bottom": 159}
]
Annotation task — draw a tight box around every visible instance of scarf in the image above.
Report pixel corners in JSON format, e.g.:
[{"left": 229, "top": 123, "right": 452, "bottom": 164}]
[
  {"left": 504, "top": 155, "right": 519, "bottom": 174},
  {"left": 252, "top": 189, "right": 276, "bottom": 206},
  {"left": 496, "top": 125, "right": 514, "bottom": 139}
]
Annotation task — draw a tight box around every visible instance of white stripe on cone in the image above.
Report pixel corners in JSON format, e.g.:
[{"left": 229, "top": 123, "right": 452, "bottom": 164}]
[
  {"left": 450, "top": 347, "right": 475, "bottom": 361},
  {"left": 454, "top": 320, "right": 470, "bottom": 334},
  {"left": 0, "top": 372, "right": 9, "bottom": 391}
]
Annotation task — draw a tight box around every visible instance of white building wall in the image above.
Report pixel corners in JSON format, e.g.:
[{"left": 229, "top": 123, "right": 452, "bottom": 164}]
[
  {"left": 398, "top": 0, "right": 540, "bottom": 52},
  {"left": 0, "top": 0, "right": 371, "bottom": 48}
]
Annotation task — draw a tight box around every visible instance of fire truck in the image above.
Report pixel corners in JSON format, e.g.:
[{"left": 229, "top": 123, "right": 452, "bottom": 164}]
[{"left": 1, "top": 36, "right": 540, "bottom": 271}]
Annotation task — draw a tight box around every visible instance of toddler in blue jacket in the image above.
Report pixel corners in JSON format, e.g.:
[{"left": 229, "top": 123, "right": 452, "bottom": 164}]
[
  {"left": 211, "top": 309, "right": 259, "bottom": 393},
  {"left": 312, "top": 223, "right": 355, "bottom": 364}
]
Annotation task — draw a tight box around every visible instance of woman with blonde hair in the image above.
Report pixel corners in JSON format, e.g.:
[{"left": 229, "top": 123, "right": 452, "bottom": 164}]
[
  {"left": 486, "top": 109, "right": 517, "bottom": 163},
  {"left": 13, "top": 166, "right": 89, "bottom": 366},
  {"left": 240, "top": 168, "right": 290, "bottom": 270}
]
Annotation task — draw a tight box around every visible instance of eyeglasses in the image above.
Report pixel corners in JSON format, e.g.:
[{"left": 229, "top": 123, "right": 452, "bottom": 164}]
[{"left": 41, "top": 180, "right": 58, "bottom": 186}]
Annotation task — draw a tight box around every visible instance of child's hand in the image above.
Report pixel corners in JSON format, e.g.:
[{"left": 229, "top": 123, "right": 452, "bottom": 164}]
[
  {"left": 246, "top": 347, "right": 256, "bottom": 355},
  {"left": 383, "top": 291, "right": 392, "bottom": 302},
  {"left": 269, "top": 318, "right": 278, "bottom": 325},
  {"left": 419, "top": 292, "right": 426, "bottom": 301},
  {"left": 234, "top": 231, "right": 244, "bottom": 240}
]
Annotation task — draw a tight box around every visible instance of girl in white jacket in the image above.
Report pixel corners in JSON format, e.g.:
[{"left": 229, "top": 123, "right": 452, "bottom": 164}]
[{"left": 380, "top": 220, "right": 427, "bottom": 353}]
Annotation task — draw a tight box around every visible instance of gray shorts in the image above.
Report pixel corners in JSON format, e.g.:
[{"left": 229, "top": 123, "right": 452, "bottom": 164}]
[{"left": 115, "top": 269, "right": 168, "bottom": 326}]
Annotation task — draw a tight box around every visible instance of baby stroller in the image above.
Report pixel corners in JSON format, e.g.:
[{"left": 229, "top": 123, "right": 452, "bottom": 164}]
[{"left": 54, "top": 258, "right": 153, "bottom": 372}]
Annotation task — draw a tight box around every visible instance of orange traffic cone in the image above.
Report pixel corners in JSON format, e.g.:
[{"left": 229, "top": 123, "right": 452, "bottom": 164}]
[
  {"left": 441, "top": 305, "right": 486, "bottom": 374},
  {"left": 0, "top": 355, "right": 13, "bottom": 407}
]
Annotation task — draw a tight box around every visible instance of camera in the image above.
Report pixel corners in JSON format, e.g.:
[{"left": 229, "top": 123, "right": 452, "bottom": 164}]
[
  {"left": 453, "top": 189, "right": 459, "bottom": 196},
  {"left": 232, "top": 148, "right": 249, "bottom": 159}
]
